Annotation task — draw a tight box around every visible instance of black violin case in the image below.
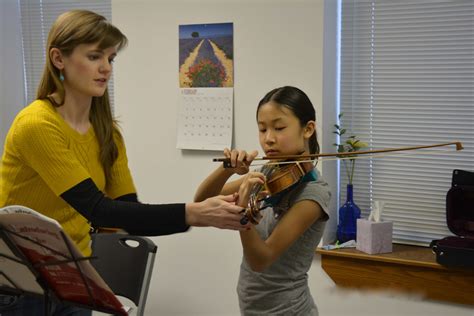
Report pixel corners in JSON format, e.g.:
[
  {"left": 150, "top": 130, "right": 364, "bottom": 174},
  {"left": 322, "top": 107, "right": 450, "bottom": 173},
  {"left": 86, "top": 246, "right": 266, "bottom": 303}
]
[{"left": 430, "top": 169, "right": 474, "bottom": 268}]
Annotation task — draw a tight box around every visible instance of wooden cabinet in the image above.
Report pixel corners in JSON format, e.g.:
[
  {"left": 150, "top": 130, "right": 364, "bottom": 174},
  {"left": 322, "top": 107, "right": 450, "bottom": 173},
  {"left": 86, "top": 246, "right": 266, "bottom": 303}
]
[{"left": 316, "top": 244, "right": 474, "bottom": 306}]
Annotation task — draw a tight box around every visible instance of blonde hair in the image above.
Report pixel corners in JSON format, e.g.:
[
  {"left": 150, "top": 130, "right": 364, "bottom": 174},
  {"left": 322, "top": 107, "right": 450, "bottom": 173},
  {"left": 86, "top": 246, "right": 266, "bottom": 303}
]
[{"left": 37, "top": 10, "right": 128, "bottom": 182}]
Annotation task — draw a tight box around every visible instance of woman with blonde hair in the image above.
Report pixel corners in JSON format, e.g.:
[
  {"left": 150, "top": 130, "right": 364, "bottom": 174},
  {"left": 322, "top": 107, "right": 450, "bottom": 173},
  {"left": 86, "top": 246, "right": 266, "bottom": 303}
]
[{"left": 0, "top": 10, "right": 246, "bottom": 315}]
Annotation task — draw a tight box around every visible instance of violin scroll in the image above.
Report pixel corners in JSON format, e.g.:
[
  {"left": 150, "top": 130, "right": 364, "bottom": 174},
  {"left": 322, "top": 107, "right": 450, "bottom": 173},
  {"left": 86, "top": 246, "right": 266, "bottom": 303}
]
[{"left": 240, "top": 192, "right": 269, "bottom": 225}]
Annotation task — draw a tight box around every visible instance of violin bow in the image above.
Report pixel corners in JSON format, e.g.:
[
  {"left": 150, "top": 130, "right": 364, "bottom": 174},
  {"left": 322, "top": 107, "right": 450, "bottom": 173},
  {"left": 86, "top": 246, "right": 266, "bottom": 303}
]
[
  {"left": 223, "top": 141, "right": 463, "bottom": 225},
  {"left": 213, "top": 141, "right": 464, "bottom": 167}
]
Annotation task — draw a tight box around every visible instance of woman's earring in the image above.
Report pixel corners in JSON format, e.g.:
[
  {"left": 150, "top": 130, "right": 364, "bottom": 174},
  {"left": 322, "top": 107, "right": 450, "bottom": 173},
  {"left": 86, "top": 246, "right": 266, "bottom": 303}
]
[{"left": 59, "top": 71, "right": 64, "bottom": 82}]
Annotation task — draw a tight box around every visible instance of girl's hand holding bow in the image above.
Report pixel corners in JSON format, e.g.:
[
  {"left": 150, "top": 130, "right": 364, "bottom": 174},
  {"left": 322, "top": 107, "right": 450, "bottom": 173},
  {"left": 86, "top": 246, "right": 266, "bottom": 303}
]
[{"left": 223, "top": 148, "right": 258, "bottom": 175}]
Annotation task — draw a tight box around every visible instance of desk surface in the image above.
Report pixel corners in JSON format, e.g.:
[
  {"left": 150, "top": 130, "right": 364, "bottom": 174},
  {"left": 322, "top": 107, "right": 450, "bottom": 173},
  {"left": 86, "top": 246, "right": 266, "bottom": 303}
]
[
  {"left": 317, "top": 243, "right": 443, "bottom": 269},
  {"left": 316, "top": 243, "right": 474, "bottom": 306}
]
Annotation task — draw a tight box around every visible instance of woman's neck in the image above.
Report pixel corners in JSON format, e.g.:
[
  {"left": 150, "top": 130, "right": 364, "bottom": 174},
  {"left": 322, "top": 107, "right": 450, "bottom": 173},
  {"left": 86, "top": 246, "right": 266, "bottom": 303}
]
[{"left": 51, "top": 92, "right": 92, "bottom": 134}]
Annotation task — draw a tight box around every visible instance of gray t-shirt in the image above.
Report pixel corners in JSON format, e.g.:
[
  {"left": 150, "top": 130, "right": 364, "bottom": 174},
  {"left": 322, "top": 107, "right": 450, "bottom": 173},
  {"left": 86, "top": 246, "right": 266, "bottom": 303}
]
[{"left": 237, "top": 170, "right": 331, "bottom": 316}]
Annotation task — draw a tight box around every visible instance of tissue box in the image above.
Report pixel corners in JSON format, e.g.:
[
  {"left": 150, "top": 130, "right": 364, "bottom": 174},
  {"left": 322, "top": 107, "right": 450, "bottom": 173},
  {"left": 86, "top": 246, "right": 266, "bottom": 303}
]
[{"left": 356, "top": 219, "right": 393, "bottom": 254}]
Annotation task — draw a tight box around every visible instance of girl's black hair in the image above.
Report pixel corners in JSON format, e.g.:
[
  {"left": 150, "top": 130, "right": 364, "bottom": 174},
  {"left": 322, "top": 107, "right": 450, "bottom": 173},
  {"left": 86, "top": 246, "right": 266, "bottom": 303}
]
[{"left": 257, "top": 86, "right": 319, "bottom": 154}]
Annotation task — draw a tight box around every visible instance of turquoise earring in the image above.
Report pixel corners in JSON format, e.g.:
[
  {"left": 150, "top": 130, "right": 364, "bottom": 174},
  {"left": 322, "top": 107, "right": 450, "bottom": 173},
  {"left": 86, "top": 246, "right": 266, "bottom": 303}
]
[{"left": 59, "top": 71, "right": 64, "bottom": 82}]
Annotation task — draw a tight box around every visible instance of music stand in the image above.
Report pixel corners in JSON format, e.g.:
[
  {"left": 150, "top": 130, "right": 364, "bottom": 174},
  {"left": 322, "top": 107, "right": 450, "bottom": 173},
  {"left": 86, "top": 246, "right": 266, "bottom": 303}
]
[{"left": 0, "top": 207, "right": 128, "bottom": 316}]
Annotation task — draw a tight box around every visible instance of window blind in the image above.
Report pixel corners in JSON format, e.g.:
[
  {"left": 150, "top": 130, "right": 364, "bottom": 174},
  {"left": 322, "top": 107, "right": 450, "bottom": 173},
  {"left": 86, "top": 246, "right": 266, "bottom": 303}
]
[
  {"left": 19, "top": 0, "right": 113, "bottom": 106},
  {"left": 339, "top": 0, "right": 474, "bottom": 245}
]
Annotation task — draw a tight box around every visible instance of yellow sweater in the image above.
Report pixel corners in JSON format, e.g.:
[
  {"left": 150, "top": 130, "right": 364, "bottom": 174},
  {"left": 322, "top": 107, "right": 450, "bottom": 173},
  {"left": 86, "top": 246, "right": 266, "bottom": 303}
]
[{"left": 0, "top": 99, "right": 136, "bottom": 256}]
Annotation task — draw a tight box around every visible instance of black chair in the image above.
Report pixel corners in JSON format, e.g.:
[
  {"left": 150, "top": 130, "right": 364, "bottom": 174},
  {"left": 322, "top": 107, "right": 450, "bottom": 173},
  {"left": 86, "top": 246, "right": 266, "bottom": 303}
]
[{"left": 91, "top": 234, "right": 157, "bottom": 316}]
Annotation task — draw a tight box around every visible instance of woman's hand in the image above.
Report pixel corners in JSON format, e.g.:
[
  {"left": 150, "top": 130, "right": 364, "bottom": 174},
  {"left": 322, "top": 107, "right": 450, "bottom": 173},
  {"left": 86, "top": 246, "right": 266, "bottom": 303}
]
[
  {"left": 236, "top": 171, "right": 266, "bottom": 208},
  {"left": 223, "top": 148, "right": 258, "bottom": 175},
  {"left": 185, "top": 194, "right": 250, "bottom": 230}
]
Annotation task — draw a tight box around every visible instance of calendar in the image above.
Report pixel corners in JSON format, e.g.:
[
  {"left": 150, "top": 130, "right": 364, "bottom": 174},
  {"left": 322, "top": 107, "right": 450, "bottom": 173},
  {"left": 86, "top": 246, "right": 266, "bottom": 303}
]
[{"left": 176, "top": 87, "right": 233, "bottom": 150}]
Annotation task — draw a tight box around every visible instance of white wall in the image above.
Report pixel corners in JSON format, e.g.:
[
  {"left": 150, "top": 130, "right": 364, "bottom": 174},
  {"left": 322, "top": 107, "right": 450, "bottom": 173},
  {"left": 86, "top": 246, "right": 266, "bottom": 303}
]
[{"left": 111, "top": 1, "right": 472, "bottom": 315}]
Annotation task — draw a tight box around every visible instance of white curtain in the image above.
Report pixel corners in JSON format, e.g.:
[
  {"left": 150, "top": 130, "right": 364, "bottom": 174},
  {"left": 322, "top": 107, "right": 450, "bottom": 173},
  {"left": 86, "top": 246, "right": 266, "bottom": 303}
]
[
  {"left": 0, "top": 0, "right": 25, "bottom": 155},
  {"left": 339, "top": 0, "right": 474, "bottom": 245}
]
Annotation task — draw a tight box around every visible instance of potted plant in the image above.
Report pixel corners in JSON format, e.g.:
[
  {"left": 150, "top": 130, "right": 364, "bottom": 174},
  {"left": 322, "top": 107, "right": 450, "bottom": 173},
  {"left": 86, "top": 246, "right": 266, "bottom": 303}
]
[{"left": 334, "top": 113, "right": 368, "bottom": 243}]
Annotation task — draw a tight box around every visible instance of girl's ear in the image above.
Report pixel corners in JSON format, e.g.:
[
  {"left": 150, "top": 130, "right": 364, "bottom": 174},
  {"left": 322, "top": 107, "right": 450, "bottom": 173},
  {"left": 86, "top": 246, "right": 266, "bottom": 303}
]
[
  {"left": 303, "top": 120, "right": 316, "bottom": 139},
  {"left": 50, "top": 48, "right": 65, "bottom": 70}
]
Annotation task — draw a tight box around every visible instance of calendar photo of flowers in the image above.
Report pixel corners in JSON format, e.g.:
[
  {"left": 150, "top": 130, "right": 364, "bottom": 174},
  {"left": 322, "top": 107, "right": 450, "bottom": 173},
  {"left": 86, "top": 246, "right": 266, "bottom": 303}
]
[{"left": 179, "top": 23, "right": 233, "bottom": 88}]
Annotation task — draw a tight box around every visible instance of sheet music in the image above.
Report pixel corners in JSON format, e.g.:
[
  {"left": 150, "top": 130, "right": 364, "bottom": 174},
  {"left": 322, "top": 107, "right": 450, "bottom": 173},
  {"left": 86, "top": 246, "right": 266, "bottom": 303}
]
[
  {"left": 177, "top": 87, "right": 233, "bottom": 150},
  {"left": 0, "top": 206, "right": 127, "bottom": 315}
]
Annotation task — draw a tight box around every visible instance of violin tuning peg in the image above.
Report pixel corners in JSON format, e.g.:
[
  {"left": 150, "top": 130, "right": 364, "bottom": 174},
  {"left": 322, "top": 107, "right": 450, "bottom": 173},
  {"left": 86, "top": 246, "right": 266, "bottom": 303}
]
[{"left": 240, "top": 216, "right": 249, "bottom": 225}]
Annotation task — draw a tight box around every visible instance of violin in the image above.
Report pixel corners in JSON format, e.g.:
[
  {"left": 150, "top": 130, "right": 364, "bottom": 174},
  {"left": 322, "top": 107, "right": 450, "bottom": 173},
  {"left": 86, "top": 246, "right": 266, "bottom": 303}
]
[
  {"left": 238, "top": 160, "right": 315, "bottom": 225},
  {"left": 264, "top": 161, "right": 314, "bottom": 194}
]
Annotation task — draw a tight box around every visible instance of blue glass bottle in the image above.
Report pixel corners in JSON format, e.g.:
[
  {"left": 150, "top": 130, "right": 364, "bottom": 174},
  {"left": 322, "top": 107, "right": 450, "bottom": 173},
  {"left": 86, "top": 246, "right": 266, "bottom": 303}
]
[{"left": 337, "top": 184, "right": 361, "bottom": 243}]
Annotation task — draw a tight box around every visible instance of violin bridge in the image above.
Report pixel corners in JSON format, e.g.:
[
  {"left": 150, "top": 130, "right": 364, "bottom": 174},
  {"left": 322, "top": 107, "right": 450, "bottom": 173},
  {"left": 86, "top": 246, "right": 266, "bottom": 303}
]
[{"left": 295, "top": 162, "right": 305, "bottom": 175}]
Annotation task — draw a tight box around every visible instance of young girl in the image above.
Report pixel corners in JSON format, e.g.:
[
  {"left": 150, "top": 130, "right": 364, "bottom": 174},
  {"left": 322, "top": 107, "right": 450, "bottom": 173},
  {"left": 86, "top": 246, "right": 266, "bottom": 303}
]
[
  {"left": 195, "top": 86, "right": 331, "bottom": 315},
  {"left": 0, "top": 10, "right": 246, "bottom": 315}
]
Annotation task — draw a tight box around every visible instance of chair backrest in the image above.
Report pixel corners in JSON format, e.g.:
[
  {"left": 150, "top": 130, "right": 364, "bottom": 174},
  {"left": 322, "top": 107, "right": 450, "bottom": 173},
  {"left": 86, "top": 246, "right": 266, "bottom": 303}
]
[{"left": 91, "top": 233, "right": 157, "bottom": 316}]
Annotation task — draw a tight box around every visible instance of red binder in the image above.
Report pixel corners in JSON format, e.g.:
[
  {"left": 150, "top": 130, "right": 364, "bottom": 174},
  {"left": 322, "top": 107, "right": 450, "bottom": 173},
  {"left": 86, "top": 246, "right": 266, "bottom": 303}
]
[{"left": 0, "top": 205, "right": 128, "bottom": 315}]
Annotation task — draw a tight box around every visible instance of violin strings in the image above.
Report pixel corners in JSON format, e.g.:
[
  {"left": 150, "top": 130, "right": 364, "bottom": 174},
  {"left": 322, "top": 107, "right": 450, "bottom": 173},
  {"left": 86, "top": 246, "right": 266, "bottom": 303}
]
[{"left": 249, "top": 164, "right": 276, "bottom": 196}]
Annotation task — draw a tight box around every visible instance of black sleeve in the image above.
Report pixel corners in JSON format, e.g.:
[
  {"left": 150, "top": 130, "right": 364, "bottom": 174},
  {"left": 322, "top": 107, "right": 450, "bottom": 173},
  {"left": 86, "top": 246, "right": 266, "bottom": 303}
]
[
  {"left": 115, "top": 193, "right": 139, "bottom": 203},
  {"left": 60, "top": 178, "right": 190, "bottom": 236}
]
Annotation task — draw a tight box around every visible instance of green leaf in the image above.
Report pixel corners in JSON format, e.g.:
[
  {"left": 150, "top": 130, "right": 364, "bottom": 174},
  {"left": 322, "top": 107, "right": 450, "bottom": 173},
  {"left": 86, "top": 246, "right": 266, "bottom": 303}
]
[
  {"left": 340, "top": 128, "right": 346, "bottom": 135},
  {"left": 354, "top": 141, "right": 368, "bottom": 149}
]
